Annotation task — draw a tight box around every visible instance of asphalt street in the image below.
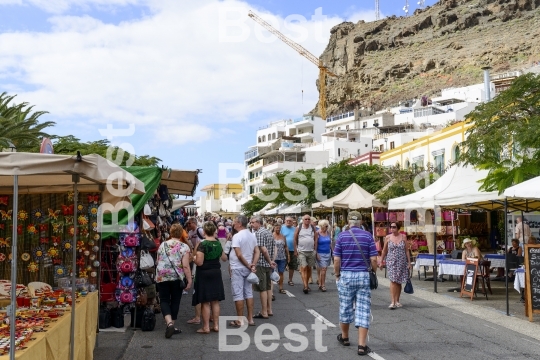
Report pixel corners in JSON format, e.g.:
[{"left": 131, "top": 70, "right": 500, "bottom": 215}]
[{"left": 94, "top": 266, "right": 540, "bottom": 360}]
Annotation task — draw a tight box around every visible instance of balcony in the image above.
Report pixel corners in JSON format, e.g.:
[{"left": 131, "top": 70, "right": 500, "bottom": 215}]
[
  {"left": 248, "top": 176, "right": 262, "bottom": 184},
  {"left": 326, "top": 111, "right": 355, "bottom": 123},
  {"left": 248, "top": 159, "right": 263, "bottom": 169}
]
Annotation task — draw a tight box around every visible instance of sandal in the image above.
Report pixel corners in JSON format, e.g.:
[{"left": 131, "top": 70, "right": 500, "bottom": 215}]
[
  {"left": 211, "top": 327, "right": 219, "bottom": 332},
  {"left": 389, "top": 304, "right": 396, "bottom": 310},
  {"left": 196, "top": 328, "right": 210, "bottom": 334},
  {"left": 337, "top": 334, "right": 350, "bottom": 346},
  {"left": 228, "top": 321, "right": 242, "bottom": 328},
  {"left": 288, "top": 281, "right": 294, "bottom": 286},
  {"left": 358, "top": 345, "right": 371, "bottom": 356},
  {"left": 174, "top": 328, "right": 182, "bottom": 334},
  {"left": 253, "top": 312, "right": 269, "bottom": 319},
  {"left": 321, "top": 286, "right": 327, "bottom": 292},
  {"left": 303, "top": 288, "right": 309, "bottom": 294},
  {"left": 395, "top": 303, "right": 402, "bottom": 308},
  {"left": 187, "top": 318, "right": 201, "bottom": 325},
  {"left": 165, "top": 323, "right": 175, "bottom": 338},
  {"left": 279, "top": 289, "right": 287, "bottom": 294},
  {"left": 272, "top": 295, "right": 275, "bottom": 301}
]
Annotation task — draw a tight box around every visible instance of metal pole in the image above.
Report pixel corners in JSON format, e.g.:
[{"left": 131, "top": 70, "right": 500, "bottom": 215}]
[
  {"left": 371, "top": 207, "right": 376, "bottom": 239},
  {"left": 70, "top": 177, "right": 79, "bottom": 360},
  {"left": 433, "top": 210, "right": 437, "bottom": 293},
  {"left": 504, "top": 198, "right": 509, "bottom": 316},
  {"left": 521, "top": 211, "right": 525, "bottom": 246},
  {"left": 9, "top": 175, "right": 18, "bottom": 360}
]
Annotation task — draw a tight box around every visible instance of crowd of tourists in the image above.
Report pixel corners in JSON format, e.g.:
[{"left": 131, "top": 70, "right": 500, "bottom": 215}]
[{"left": 152, "top": 211, "right": 390, "bottom": 356}]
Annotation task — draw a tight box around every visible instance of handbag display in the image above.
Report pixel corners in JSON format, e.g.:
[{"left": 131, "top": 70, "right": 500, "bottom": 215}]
[
  {"left": 388, "top": 212, "right": 397, "bottom": 222},
  {"left": 110, "top": 307, "right": 125, "bottom": 328},
  {"left": 373, "top": 212, "right": 387, "bottom": 222},
  {"left": 136, "top": 288, "right": 148, "bottom": 307},
  {"left": 141, "top": 306, "right": 156, "bottom": 332},
  {"left": 100, "top": 262, "right": 117, "bottom": 303},
  {"left": 348, "top": 230, "right": 377, "bottom": 290},
  {"left": 117, "top": 247, "right": 138, "bottom": 274},
  {"left": 116, "top": 288, "right": 137, "bottom": 304},
  {"left": 142, "top": 215, "right": 155, "bottom": 231},
  {"left": 140, "top": 250, "right": 154, "bottom": 270},
  {"left": 140, "top": 234, "right": 157, "bottom": 252},
  {"left": 99, "top": 306, "right": 111, "bottom": 329},
  {"left": 135, "top": 269, "right": 153, "bottom": 288},
  {"left": 376, "top": 227, "right": 387, "bottom": 237}
]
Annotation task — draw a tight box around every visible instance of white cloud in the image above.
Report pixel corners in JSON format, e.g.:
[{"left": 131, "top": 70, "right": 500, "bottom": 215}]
[
  {"left": 0, "top": 0, "right": 371, "bottom": 148},
  {"left": 346, "top": 10, "right": 378, "bottom": 23},
  {"left": 10, "top": 0, "right": 146, "bottom": 14}
]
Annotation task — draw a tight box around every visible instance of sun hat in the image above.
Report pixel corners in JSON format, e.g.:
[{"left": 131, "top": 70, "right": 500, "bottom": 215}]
[
  {"left": 462, "top": 238, "right": 472, "bottom": 245},
  {"left": 348, "top": 211, "right": 362, "bottom": 221}
]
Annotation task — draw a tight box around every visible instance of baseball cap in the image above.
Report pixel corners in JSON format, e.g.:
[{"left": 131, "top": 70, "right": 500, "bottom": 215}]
[{"left": 348, "top": 211, "right": 362, "bottom": 220}]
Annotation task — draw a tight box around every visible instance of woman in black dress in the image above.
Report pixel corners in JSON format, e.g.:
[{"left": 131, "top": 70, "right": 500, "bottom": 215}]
[{"left": 192, "top": 221, "right": 227, "bottom": 333}]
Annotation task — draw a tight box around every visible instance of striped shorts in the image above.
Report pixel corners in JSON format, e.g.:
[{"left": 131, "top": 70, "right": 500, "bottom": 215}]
[{"left": 337, "top": 271, "right": 371, "bottom": 329}]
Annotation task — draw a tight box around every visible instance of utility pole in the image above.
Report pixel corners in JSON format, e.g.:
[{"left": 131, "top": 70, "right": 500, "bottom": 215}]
[{"left": 375, "top": 0, "right": 380, "bottom": 20}]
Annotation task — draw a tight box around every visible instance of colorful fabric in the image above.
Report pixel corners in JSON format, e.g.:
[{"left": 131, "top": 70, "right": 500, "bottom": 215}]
[
  {"left": 334, "top": 227, "right": 377, "bottom": 272},
  {"left": 386, "top": 237, "right": 409, "bottom": 284},
  {"left": 156, "top": 239, "right": 190, "bottom": 283},
  {"left": 337, "top": 271, "right": 372, "bottom": 329}
]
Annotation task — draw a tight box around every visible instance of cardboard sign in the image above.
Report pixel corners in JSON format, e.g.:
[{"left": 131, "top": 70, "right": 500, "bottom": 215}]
[
  {"left": 524, "top": 244, "right": 540, "bottom": 321},
  {"left": 460, "top": 258, "right": 479, "bottom": 301}
]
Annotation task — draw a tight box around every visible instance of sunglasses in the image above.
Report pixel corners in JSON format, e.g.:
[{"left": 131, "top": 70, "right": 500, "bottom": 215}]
[{"left": 390, "top": 225, "right": 398, "bottom": 228}]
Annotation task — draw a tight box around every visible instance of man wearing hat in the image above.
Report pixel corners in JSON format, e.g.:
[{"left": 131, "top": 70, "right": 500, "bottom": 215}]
[{"left": 334, "top": 211, "right": 378, "bottom": 356}]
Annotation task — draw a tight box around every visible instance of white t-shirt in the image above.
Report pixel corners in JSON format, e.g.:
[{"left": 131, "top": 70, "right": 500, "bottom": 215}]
[{"left": 229, "top": 229, "right": 257, "bottom": 270}]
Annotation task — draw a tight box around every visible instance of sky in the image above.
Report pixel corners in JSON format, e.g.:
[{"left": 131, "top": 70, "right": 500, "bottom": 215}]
[{"left": 0, "top": 0, "right": 438, "bottom": 198}]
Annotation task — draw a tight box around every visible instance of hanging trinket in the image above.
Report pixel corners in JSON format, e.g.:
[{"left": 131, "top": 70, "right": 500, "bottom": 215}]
[
  {"left": 27, "top": 262, "right": 39, "bottom": 273},
  {"left": 77, "top": 204, "right": 85, "bottom": 213},
  {"left": 62, "top": 204, "right": 74, "bottom": 216},
  {"left": 87, "top": 194, "right": 99, "bottom": 204},
  {"left": 52, "top": 222, "right": 64, "bottom": 234},
  {"left": 61, "top": 239, "right": 72, "bottom": 252},
  {"left": 88, "top": 204, "right": 99, "bottom": 218},
  {"left": 0, "top": 196, "right": 8, "bottom": 206},
  {"left": 47, "top": 246, "right": 60, "bottom": 258},
  {"left": 64, "top": 216, "right": 74, "bottom": 225},
  {"left": 40, "top": 237, "right": 49, "bottom": 245},
  {"left": 27, "top": 224, "right": 38, "bottom": 235},
  {"left": 77, "top": 214, "right": 88, "bottom": 226},
  {"left": 54, "top": 265, "right": 66, "bottom": 279},
  {"left": 67, "top": 191, "right": 74, "bottom": 202},
  {"left": 51, "top": 236, "right": 61, "bottom": 246},
  {"left": 21, "top": 253, "right": 31, "bottom": 262},
  {"left": 48, "top": 208, "right": 61, "bottom": 220},
  {"left": 38, "top": 224, "right": 48, "bottom": 233},
  {"left": 32, "top": 208, "right": 44, "bottom": 221},
  {"left": 32, "top": 246, "right": 45, "bottom": 261},
  {"left": 17, "top": 210, "right": 29, "bottom": 221},
  {"left": 0, "top": 238, "right": 10, "bottom": 248},
  {"left": 0, "top": 210, "right": 12, "bottom": 221}
]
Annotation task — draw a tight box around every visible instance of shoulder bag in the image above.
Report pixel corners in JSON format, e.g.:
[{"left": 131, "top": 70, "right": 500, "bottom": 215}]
[
  {"left": 164, "top": 241, "right": 188, "bottom": 291},
  {"left": 348, "top": 230, "right": 378, "bottom": 290}
]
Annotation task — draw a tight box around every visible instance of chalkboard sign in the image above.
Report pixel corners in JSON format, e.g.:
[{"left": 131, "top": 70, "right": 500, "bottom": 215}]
[
  {"left": 524, "top": 244, "right": 540, "bottom": 321},
  {"left": 460, "top": 258, "right": 478, "bottom": 301}
]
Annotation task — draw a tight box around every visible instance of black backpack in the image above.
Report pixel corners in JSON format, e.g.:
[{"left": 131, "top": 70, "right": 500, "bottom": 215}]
[{"left": 141, "top": 307, "right": 156, "bottom": 331}]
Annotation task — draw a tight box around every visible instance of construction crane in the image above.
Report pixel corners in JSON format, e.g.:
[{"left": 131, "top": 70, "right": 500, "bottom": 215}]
[{"left": 248, "top": 10, "right": 338, "bottom": 120}]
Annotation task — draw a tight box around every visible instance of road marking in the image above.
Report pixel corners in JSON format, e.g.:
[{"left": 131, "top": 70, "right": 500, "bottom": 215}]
[
  {"left": 368, "top": 351, "right": 386, "bottom": 360},
  {"left": 284, "top": 290, "right": 295, "bottom": 297},
  {"left": 484, "top": 324, "right": 496, "bottom": 330},
  {"left": 306, "top": 309, "right": 336, "bottom": 327},
  {"left": 410, "top": 298, "right": 420, "bottom": 302}
]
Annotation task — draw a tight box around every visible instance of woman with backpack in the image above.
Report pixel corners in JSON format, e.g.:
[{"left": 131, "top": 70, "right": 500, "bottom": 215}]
[{"left": 155, "top": 224, "right": 192, "bottom": 338}]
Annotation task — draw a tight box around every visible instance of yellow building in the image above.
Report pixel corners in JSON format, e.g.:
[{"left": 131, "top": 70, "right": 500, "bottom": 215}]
[
  {"left": 380, "top": 121, "right": 471, "bottom": 173},
  {"left": 199, "top": 183, "right": 243, "bottom": 214}
]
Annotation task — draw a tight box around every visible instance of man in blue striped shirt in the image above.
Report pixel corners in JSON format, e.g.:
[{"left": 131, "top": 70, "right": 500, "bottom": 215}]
[{"left": 334, "top": 211, "right": 378, "bottom": 356}]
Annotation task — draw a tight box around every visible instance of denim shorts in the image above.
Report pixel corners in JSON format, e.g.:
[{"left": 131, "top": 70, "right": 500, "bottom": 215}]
[{"left": 275, "top": 259, "right": 286, "bottom": 273}]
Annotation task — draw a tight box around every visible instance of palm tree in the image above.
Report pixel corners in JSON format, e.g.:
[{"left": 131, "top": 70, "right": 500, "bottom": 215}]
[{"left": 0, "top": 92, "right": 55, "bottom": 152}]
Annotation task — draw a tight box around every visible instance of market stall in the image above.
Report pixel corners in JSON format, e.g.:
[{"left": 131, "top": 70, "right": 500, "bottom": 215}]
[{"left": 0, "top": 152, "right": 145, "bottom": 360}]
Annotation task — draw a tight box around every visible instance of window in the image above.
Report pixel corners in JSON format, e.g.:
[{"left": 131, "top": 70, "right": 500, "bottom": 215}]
[
  {"left": 272, "top": 133, "right": 276, "bottom": 140},
  {"left": 390, "top": 141, "right": 395, "bottom": 149},
  {"left": 379, "top": 145, "right": 384, "bottom": 151},
  {"left": 338, "top": 148, "right": 341, "bottom": 156},
  {"left": 454, "top": 145, "right": 460, "bottom": 162},
  {"left": 262, "top": 135, "right": 266, "bottom": 142},
  {"left": 434, "top": 154, "right": 445, "bottom": 175},
  {"left": 363, "top": 122, "right": 367, "bottom": 128},
  {"left": 346, "top": 125, "right": 349, "bottom": 130},
  {"left": 258, "top": 136, "right": 261, "bottom": 143}
]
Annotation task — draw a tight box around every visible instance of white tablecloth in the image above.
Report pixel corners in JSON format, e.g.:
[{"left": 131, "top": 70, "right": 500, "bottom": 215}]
[
  {"left": 514, "top": 269, "right": 525, "bottom": 293},
  {"left": 484, "top": 255, "right": 506, "bottom": 268},
  {"left": 439, "top": 261, "right": 465, "bottom": 276},
  {"left": 414, "top": 258, "right": 438, "bottom": 269}
]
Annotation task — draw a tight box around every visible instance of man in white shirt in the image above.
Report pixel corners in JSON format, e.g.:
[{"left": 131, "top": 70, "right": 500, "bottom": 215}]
[{"left": 229, "top": 215, "right": 260, "bottom": 327}]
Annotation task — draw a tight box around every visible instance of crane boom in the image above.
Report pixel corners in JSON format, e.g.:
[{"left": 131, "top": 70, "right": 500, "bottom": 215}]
[{"left": 248, "top": 10, "right": 338, "bottom": 119}]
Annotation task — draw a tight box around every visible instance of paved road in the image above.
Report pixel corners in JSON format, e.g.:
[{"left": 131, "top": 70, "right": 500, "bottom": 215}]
[{"left": 95, "top": 267, "right": 540, "bottom": 360}]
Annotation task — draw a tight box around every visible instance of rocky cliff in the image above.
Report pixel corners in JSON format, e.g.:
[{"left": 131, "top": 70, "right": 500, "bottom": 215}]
[{"left": 318, "top": 0, "right": 540, "bottom": 115}]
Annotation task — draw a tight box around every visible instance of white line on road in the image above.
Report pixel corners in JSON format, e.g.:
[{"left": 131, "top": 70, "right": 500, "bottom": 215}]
[
  {"left": 484, "top": 324, "right": 496, "bottom": 330},
  {"left": 306, "top": 309, "right": 336, "bottom": 327},
  {"left": 368, "top": 351, "right": 386, "bottom": 360},
  {"left": 284, "top": 290, "right": 295, "bottom": 297}
]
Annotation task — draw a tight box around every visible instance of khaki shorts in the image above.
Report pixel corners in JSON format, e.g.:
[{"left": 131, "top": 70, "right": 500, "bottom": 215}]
[
  {"left": 298, "top": 251, "right": 316, "bottom": 268},
  {"left": 288, "top": 251, "right": 298, "bottom": 271},
  {"left": 253, "top": 266, "right": 272, "bottom": 292}
]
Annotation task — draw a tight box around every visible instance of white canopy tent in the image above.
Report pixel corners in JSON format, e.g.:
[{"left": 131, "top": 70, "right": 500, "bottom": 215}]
[
  {"left": 503, "top": 177, "right": 540, "bottom": 211},
  {"left": 265, "top": 203, "right": 288, "bottom": 215},
  {"left": 171, "top": 199, "right": 195, "bottom": 212},
  {"left": 313, "top": 183, "right": 384, "bottom": 209},
  {"left": 280, "top": 203, "right": 311, "bottom": 214},
  {"left": 254, "top": 203, "right": 273, "bottom": 216},
  {"left": 0, "top": 152, "right": 145, "bottom": 360}
]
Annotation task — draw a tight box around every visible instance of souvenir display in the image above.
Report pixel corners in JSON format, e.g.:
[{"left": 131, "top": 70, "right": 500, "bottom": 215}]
[
  {"left": 0, "top": 210, "right": 12, "bottom": 221},
  {"left": 31, "top": 209, "right": 44, "bottom": 222}
]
